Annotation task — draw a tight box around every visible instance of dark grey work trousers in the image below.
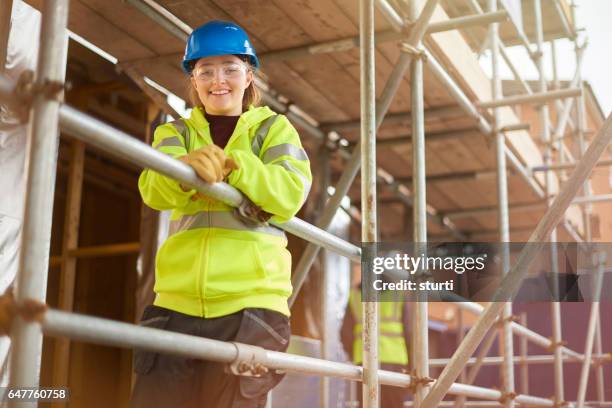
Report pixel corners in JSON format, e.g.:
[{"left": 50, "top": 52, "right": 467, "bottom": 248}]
[{"left": 130, "top": 305, "right": 290, "bottom": 408}]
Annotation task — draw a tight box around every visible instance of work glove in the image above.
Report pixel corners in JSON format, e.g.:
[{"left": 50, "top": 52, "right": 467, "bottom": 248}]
[{"left": 179, "top": 144, "right": 239, "bottom": 184}]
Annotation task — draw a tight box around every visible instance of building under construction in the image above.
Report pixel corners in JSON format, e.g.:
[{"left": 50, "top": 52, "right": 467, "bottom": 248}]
[{"left": 1, "top": 0, "right": 611, "bottom": 407}]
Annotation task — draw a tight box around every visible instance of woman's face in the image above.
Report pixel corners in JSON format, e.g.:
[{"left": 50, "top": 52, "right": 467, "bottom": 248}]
[{"left": 190, "top": 55, "right": 253, "bottom": 116}]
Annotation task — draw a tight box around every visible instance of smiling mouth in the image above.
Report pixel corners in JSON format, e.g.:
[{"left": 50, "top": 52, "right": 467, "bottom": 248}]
[{"left": 210, "top": 90, "right": 230, "bottom": 95}]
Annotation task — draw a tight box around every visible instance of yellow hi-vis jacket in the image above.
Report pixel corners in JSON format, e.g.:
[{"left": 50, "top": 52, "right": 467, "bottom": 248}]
[
  {"left": 348, "top": 288, "right": 409, "bottom": 366},
  {"left": 138, "top": 105, "right": 312, "bottom": 318}
]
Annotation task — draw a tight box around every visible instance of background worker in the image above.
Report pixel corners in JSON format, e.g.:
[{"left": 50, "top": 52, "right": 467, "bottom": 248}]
[
  {"left": 132, "top": 20, "right": 311, "bottom": 408},
  {"left": 341, "top": 264, "right": 411, "bottom": 408}
]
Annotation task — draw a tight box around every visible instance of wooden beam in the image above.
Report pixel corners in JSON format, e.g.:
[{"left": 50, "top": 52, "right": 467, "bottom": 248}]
[
  {"left": 49, "top": 242, "right": 141, "bottom": 267},
  {"left": 67, "top": 242, "right": 141, "bottom": 258},
  {"left": 51, "top": 140, "right": 85, "bottom": 399}
]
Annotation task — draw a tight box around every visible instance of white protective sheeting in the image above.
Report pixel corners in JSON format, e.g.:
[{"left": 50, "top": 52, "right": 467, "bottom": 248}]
[{"left": 0, "top": 0, "right": 41, "bottom": 386}]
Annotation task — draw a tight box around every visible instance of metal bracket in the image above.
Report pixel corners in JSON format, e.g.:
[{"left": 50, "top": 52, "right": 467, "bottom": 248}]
[
  {"left": 235, "top": 197, "right": 272, "bottom": 227},
  {"left": 227, "top": 342, "right": 269, "bottom": 378},
  {"left": 407, "top": 369, "right": 434, "bottom": 392},
  {"left": 495, "top": 314, "right": 519, "bottom": 328},
  {"left": 0, "top": 289, "right": 48, "bottom": 336},
  {"left": 498, "top": 391, "right": 516, "bottom": 404},
  {"left": 8, "top": 70, "right": 67, "bottom": 123},
  {"left": 399, "top": 42, "right": 427, "bottom": 61},
  {"left": 545, "top": 338, "right": 568, "bottom": 352},
  {"left": 550, "top": 396, "right": 568, "bottom": 407}
]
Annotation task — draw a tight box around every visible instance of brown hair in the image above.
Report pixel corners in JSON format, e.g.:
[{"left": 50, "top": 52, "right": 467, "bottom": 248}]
[{"left": 187, "top": 58, "right": 261, "bottom": 112}]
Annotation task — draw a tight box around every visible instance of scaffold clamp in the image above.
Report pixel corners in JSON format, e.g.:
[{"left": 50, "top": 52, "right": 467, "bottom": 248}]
[
  {"left": 407, "top": 370, "right": 434, "bottom": 392},
  {"left": 0, "top": 289, "right": 48, "bottom": 336},
  {"left": 10, "top": 70, "right": 68, "bottom": 123},
  {"left": 550, "top": 396, "right": 568, "bottom": 407},
  {"left": 227, "top": 342, "right": 269, "bottom": 378},
  {"left": 495, "top": 314, "right": 519, "bottom": 328},
  {"left": 498, "top": 391, "right": 516, "bottom": 403},
  {"left": 545, "top": 338, "right": 568, "bottom": 352},
  {"left": 235, "top": 197, "right": 272, "bottom": 227},
  {"left": 399, "top": 42, "right": 427, "bottom": 61}
]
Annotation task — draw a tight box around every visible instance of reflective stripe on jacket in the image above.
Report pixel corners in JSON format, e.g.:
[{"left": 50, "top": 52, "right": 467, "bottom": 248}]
[
  {"left": 348, "top": 288, "right": 409, "bottom": 366},
  {"left": 138, "top": 105, "right": 312, "bottom": 318}
]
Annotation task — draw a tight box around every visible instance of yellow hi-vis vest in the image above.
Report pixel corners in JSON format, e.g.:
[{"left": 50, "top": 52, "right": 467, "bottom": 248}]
[
  {"left": 349, "top": 288, "right": 409, "bottom": 366},
  {"left": 138, "top": 106, "right": 312, "bottom": 318}
]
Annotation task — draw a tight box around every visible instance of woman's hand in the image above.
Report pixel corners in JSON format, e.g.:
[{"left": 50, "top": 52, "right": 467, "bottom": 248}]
[{"left": 179, "top": 144, "right": 239, "bottom": 183}]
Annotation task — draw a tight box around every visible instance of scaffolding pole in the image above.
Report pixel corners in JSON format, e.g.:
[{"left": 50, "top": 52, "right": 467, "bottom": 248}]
[
  {"left": 519, "top": 313, "right": 529, "bottom": 395},
  {"left": 430, "top": 354, "right": 612, "bottom": 368},
  {"left": 409, "top": 0, "right": 430, "bottom": 403},
  {"left": 8, "top": 1, "right": 69, "bottom": 404},
  {"left": 421, "top": 110, "right": 612, "bottom": 408},
  {"left": 34, "top": 308, "right": 560, "bottom": 405},
  {"left": 575, "top": 35, "right": 605, "bottom": 400},
  {"left": 318, "top": 144, "right": 331, "bottom": 408},
  {"left": 532, "top": 158, "right": 612, "bottom": 172},
  {"left": 533, "top": 0, "right": 564, "bottom": 405},
  {"left": 487, "top": 0, "right": 515, "bottom": 406},
  {"left": 576, "top": 253, "right": 606, "bottom": 408},
  {"left": 360, "top": 0, "right": 378, "bottom": 405},
  {"left": 478, "top": 87, "right": 582, "bottom": 109}
]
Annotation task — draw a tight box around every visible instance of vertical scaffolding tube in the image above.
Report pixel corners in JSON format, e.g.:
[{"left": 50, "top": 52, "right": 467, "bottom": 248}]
[
  {"left": 409, "top": 0, "right": 430, "bottom": 404},
  {"left": 575, "top": 46, "right": 605, "bottom": 401},
  {"left": 318, "top": 145, "right": 331, "bottom": 408},
  {"left": 8, "top": 0, "right": 70, "bottom": 399},
  {"left": 519, "top": 313, "right": 529, "bottom": 395},
  {"left": 488, "top": 0, "right": 514, "bottom": 406},
  {"left": 533, "top": 1, "right": 564, "bottom": 404},
  {"left": 576, "top": 253, "right": 606, "bottom": 408},
  {"left": 360, "top": 0, "right": 378, "bottom": 406}
]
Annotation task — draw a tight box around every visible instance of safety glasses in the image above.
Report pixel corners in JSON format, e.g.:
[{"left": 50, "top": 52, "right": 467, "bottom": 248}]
[{"left": 192, "top": 63, "right": 248, "bottom": 82}]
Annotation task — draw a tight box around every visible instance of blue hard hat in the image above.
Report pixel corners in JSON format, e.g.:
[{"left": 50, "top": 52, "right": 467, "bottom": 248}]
[{"left": 182, "top": 21, "right": 259, "bottom": 73}]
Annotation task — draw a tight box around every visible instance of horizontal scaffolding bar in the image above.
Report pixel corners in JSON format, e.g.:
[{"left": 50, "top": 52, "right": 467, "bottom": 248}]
[
  {"left": 478, "top": 87, "right": 582, "bottom": 109},
  {"left": 532, "top": 158, "right": 612, "bottom": 172},
  {"left": 429, "top": 353, "right": 612, "bottom": 367},
  {"left": 377, "top": 128, "right": 480, "bottom": 147},
  {"left": 444, "top": 193, "right": 612, "bottom": 219},
  {"left": 320, "top": 105, "right": 464, "bottom": 132},
  {"left": 500, "top": 123, "right": 530, "bottom": 132},
  {"left": 394, "top": 169, "right": 495, "bottom": 185},
  {"left": 572, "top": 193, "right": 612, "bottom": 205},
  {"left": 53, "top": 104, "right": 361, "bottom": 262},
  {"left": 443, "top": 202, "right": 545, "bottom": 220},
  {"left": 38, "top": 308, "right": 556, "bottom": 405}
]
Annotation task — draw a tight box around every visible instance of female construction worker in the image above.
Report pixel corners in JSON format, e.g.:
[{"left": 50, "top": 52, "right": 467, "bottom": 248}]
[{"left": 132, "top": 20, "right": 311, "bottom": 408}]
